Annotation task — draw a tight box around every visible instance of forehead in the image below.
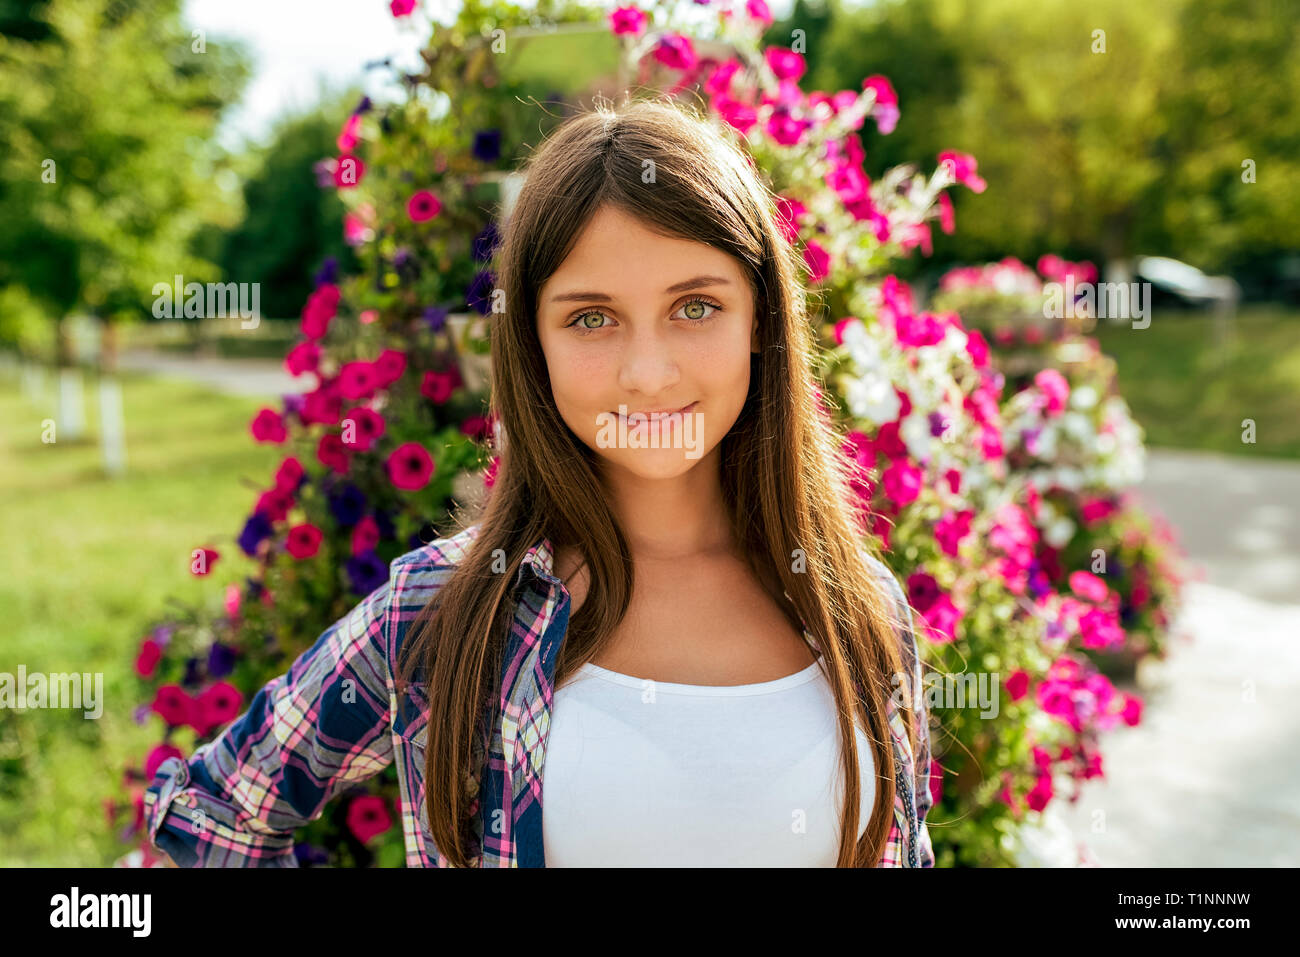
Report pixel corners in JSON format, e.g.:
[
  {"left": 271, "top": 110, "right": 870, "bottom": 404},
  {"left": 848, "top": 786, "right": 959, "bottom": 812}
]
[{"left": 539, "top": 205, "right": 749, "bottom": 299}]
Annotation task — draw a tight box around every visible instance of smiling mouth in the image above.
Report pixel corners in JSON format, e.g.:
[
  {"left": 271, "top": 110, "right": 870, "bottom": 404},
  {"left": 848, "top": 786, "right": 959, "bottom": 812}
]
[{"left": 616, "top": 402, "right": 698, "bottom": 421}]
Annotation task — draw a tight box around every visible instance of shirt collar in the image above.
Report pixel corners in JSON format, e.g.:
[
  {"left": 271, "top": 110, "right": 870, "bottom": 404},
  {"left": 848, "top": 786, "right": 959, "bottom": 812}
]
[{"left": 514, "top": 535, "right": 561, "bottom": 594}]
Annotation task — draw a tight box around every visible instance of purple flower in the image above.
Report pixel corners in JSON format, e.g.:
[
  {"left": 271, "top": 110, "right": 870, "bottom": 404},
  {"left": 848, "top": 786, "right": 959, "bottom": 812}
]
[
  {"left": 353, "top": 95, "right": 372, "bottom": 115},
  {"left": 132, "top": 703, "right": 151, "bottom": 726},
  {"left": 312, "top": 159, "right": 337, "bottom": 189},
  {"left": 467, "top": 270, "right": 495, "bottom": 316},
  {"left": 207, "top": 642, "right": 237, "bottom": 679},
  {"left": 374, "top": 509, "right": 396, "bottom": 541},
  {"left": 423, "top": 305, "right": 449, "bottom": 331},
  {"left": 151, "top": 624, "right": 175, "bottom": 647},
  {"left": 472, "top": 222, "right": 500, "bottom": 262},
  {"left": 472, "top": 129, "right": 502, "bottom": 163},
  {"left": 328, "top": 482, "right": 367, "bottom": 527},
  {"left": 928, "top": 411, "right": 950, "bottom": 438},
  {"left": 238, "top": 511, "right": 273, "bottom": 556},
  {"left": 281, "top": 392, "right": 306, "bottom": 418},
  {"left": 294, "top": 842, "right": 330, "bottom": 865},
  {"left": 314, "top": 256, "right": 339, "bottom": 286},
  {"left": 182, "top": 657, "right": 202, "bottom": 689},
  {"left": 347, "top": 550, "right": 389, "bottom": 595}
]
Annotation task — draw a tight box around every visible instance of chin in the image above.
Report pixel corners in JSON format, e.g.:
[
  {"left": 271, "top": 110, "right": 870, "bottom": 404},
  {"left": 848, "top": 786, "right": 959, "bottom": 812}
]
[{"left": 596, "top": 447, "right": 710, "bottom": 481}]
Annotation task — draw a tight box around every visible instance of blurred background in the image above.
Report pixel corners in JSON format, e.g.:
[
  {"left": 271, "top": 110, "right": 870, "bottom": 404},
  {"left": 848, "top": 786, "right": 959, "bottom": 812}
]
[{"left": 1, "top": 0, "right": 1297, "bottom": 867}]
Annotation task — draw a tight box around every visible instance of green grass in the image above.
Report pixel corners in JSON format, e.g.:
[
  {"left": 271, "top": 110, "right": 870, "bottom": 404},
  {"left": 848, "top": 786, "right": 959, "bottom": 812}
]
[
  {"left": 0, "top": 364, "right": 279, "bottom": 865},
  {"left": 1094, "top": 305, "right": 1300, "bottom": 459}
]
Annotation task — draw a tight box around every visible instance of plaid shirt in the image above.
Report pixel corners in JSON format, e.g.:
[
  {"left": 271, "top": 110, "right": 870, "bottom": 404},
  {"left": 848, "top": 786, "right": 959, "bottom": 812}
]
[{"left": 145, "top": 523, "right": 935, "bottom": 867}]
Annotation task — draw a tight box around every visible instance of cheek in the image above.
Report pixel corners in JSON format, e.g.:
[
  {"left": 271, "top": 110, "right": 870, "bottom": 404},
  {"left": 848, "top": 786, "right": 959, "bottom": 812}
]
[{"left": 544, "top": 339, "right": 611, "bottom": 420}]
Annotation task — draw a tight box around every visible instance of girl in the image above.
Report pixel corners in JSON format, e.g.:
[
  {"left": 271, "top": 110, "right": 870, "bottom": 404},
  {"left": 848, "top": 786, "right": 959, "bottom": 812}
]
[{"left": 145, "top": 94, "right": 934, "bottom": 868}]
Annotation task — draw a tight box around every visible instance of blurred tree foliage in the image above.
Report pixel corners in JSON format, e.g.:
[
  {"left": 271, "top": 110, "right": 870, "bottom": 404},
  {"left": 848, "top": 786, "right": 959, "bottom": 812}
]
[
  {"left": 786, "top": 0, "right": 1300, "bottom": 286},
  {"left": 212, "top": 94, "right": 360, "bottom": 321},
  {"left": 0, "top": 0, "right": 250, "bottom": 363}
]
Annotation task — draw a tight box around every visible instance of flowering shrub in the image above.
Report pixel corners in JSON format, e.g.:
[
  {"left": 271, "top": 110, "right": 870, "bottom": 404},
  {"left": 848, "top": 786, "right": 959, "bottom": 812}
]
[{"left": 108, "top": 0, "right": 1184, "bottom": 868}]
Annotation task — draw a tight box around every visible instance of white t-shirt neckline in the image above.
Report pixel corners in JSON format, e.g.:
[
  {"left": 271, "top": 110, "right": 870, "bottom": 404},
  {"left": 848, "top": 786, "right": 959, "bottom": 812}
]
[{"left": 575, "top": 654, "right": 825, "bottom": 697}]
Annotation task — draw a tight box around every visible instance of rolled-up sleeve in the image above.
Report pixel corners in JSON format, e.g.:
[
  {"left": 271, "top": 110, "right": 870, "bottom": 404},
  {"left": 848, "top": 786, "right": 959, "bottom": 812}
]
[{"left": 143, "top": 578, "right": 395, "bottom": 867}]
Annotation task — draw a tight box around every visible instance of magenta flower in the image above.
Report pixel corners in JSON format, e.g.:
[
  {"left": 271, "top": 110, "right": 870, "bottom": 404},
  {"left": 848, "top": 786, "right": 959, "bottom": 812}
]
[
  {"left": 346, "top": 795, "right": 393, "bottom": 844},
  {"left": 714, "top": 95, "right": 758, "bottom": 134},
  {"left": 274, "top": 456, "right": 304, "bottom": 492},
  {"left": 1069, "top": 570, "right": 1110, "bottom": 603},
  {"left": 145, "top": 744, "right": 184, "bottom": 783},
  {"left": 881, "top": 458, "right": 923, "bottom": 506},
  {"left": 195, "top": 682, "right": 244, "bottom": 736},
  {"left": 764, "top": 47, "right": 806, "bottom": 82},
  {"left": 333, "top": 153, "right": 365, "bottom": 189},
  {"left": 653, "top": 34, "right": 696, "bottom": 71},
  {"left": 254, "top": 487, "right": 293, "bottom": 522},
  {"left": 150, "top": 685, "right": 196, "bottom": 728},
  {"left": 300, "top": 284, "right": 340, "bottom": 340},
  {"left": 937, "top": 150, "right": 987, "bottom": 193},
  {"left": 135, "top": 639, "right": 162, "bottom": 678},
  {"left": 250, "top": 408, "right": 287, "bottom": 444},
  {"left": 861, "top": 75, "right": 900, "bottom": 135},
  {"left": 285, "top": 340, "right": 321, "bottom": 376},
  {"left": 390, "top": 0, "right": 416, "bottom": 18},
  {"left": 373, "top": 348, "right": 408, "bottom": 386},
  {"left": 407, "top": 189, "right": 442, "bottom": 223},
  {"left": 1034, "top": 368, "right": 1070, "bottom": 415},
  {"left": 746, "top": 0, "right": 774, "bottom": 27},
  {"left": 352, "top": 515, "right": 380, "bottom": 556},
  {"left": 918, "top": 594, "right": 962, "bottom": 643},
  {"left": 387, "top": 442, "right": 435, "bottom": 491},
  {"left": 705, "top": 59, "right": 742, "bottom": 97},
  {"left": 341, "top": 406, "right": 386, "bottom": 452},
  {"left": 317, "top": 434, "right": 350, "bottom": 475},
  {"left": 286, "top": 523, "right": 323, "bottom": 560},
  {"left": 608, "top": 5, "right": 647, "bottom": 35},
  {"left": 965, "top": 329, "right": 990, "bottom": 369},
  {"left": 190, "top": 547, "right": 219, "bottom": 577},
  {"left": 1005, "top": 670, "right": 1030, "bottom": 702},
  {"left": 420, "top": 368, "right": 461, "bottom": 404},
  {"left": 337, "top": 113, "right": 361, "bottom": 153},
  {"left": 338, "top": 361, "right": 379, "bottom": 401},
  {"left": 934, "top": 510, "right": 973, "bottom": 557},
  {"left": 802, "top": 240, "right": 830, "bottom": 283}
]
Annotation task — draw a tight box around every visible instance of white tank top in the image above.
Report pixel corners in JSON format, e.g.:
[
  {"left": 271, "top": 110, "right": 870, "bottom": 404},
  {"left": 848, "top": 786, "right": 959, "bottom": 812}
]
[{"left": 542, "top": 653, "right": 876, "bottom": 866}]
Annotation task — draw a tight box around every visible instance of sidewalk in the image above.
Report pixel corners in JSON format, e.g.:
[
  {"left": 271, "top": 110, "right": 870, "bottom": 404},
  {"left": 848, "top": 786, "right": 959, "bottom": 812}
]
[{"left": 116, "top": 348, "right": 303, "bottom": 398}]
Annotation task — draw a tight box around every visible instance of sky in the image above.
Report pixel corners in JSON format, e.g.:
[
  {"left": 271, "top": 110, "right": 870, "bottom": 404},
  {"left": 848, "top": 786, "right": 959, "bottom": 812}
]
[{"left": 184, "top": 0, "right": 797, "bottom": 150}]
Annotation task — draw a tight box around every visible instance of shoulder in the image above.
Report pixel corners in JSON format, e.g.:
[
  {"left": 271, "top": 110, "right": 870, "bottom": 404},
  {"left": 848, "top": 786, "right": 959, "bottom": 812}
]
[{"left": 383, "top": 523, "right": 483, "bottom": 667}]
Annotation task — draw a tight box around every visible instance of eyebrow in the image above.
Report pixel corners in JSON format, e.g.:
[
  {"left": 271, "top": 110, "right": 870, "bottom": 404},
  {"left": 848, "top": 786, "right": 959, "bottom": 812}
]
[{"left": 546, "top": 275, "right": 733, "bottom": 304}]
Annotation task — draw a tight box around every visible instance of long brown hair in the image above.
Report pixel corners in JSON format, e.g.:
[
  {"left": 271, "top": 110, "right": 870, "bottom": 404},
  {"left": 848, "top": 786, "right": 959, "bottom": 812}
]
[{"left": 396, "top": 92, "right": 921, "bottom": 867}]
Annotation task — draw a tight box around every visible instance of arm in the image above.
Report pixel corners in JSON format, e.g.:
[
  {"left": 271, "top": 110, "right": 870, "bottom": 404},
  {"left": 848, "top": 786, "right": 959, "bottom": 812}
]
[{"left": 143, "top": 578, "right": 395, "bottom": 867}]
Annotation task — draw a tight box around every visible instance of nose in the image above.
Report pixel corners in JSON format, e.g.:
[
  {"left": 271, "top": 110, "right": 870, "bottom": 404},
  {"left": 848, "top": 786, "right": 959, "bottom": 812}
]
[{"left": 616, "top": 320, "right": 681, "bottom": 397}]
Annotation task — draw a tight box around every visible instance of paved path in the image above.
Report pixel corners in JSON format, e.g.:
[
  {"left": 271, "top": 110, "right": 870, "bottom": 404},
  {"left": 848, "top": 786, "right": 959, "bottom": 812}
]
[{"left": 104, "top": 352, "right": 1300, "bottom": 867}]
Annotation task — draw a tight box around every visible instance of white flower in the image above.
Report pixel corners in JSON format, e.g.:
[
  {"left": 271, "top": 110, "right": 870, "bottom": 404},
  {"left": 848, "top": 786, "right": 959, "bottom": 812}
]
[
  {"left": 1044, "top": 516, "right": 1077, "bottom": 548},
  {"left": 1070, "top": 384, "right": 1099, "bottom": 410},
  {"left": 900, "top": 411, "right": 933, "bottom": 460},
  {"left": 845, "top": 372, "right": 900, "bottom": 425}
]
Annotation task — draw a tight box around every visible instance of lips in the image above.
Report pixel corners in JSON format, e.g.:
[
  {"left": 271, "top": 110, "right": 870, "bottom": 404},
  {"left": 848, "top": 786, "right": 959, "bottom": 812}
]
[{"left": 617, "top": 401, "right": 697, "bottom": 420}]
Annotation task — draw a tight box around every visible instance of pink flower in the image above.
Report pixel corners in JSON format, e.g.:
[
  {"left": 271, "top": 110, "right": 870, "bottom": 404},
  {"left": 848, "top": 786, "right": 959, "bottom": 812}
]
[
  {"left": 135, "top": 639, "right": 162, "bottom": 678},
  {"left": 484, "top": 455, "right": 500, "bottom": 489},
  {"left": 150, "top": 685, "right": 196, "bottom": 728},
  {"left": 352, "top": 516, "right": 380, "bottom": 556},
  {"left": 225, "top": 583, "right": 241, "bottom": 620},
  {"left": 333, "top": 153, "right": 365, "bottom": 189},
  {"left": 608, "top": 5, "right": 647, "bottom": 35},
  {"left": 937, "top": 151, "right": 987, "bottom": 193},
  {"left": 1080, "top": 496, "right": 1118, "bottom": 526},
  {"left": 1069, "top": 570, "right": 1110, "bottom": 603},
  {"left": 746, "top": 0, "right": 774, "bottom": 27},
  {"left": 190, "top": 547, "right": 219, "bottom": 577},
  {"left": 255, "top": 487, "right": 292, "bottom": 522},
  {"left": 965, "top": 328, "right": 990, "bottom": 369},
  {"left": 861, "top": 75, "right": 899, "bottom": 134},
  {"left": 300, "top": 284, "right": 340, "bottom": 340},
  {"left": 1005, "top": 670, "right": 1030, "bottom": 702},
  {"left": 653, "top": 34, "right": 696, "bottom": 71},
  {"left": 373, "top": 349, "right": 408, "bottom": 386},
  {"left": 337, "top": 113, "right": 361, "bottom": 153},
  {"left": 773, "top": 195, "right": 806, "bottom": 245},
  {"left": 338, "top": 361, "right": 379, "bottom": 401},
  {"left": 420, "top": 368, "right": 462, "bottom": 404},
  {"left": 346, "top": 794, "right": 393, "bottom": 843},
  {"left": 715, "top": 95, "right": 758, "bottom": 134},
  {"left": 387, "top": 442, "right": 435, "bottom": 491},
  {"left": 250, "top": 408, "right": 287, "bottom": 443},
  {"left": 285, "top": 340, "right": 321, "bottom": 376},
  {"left": 407, "top": 189, "right": 441, "bottom": 222},
  {"left": 1034, "top": 368, "right": 1070, "bottom": 415},
  {"left": 934, "top": 510, "right": 974, "bottom": 557},
  {"left": 1121, "top": 693, "right": 1143, "bottom": 727},
  {"left": 705, "top": 59, "right": 742, "bottom": 97},
  {"left": 274, "top": 457, "right": 304, "bottom": 492},
  {"left": 881, "top": 459, "right": 923, "bottom": 507},
  {"left": 766, "top": 107, "right": 809, "bottom": 146},
  {"left": 341, "top": 406, "right": 386, "bottom": 452},
  {"left": 301, "top": 384, "right": 341, "bottom": 426},
  {"left": 344, "top": 213, "right": 372, "bottom": 245},
  {"left": 195, "top": 682, "right": 243, "bottom": 735},
  {"left": 359, "top": 309, "right": 379, "bottom": 325},
  {"left": 764, "top": 47, "right": 806, "bottom": 81},
  {"left": 286, "top": 523, "right": 323, "bottom": 559},
  {"left": 1037, "top": 254, "right": 1065, "bottom": 281},
  {"left": 145, "top": 744, "right": 185, "bottom": 783},
  {"left": 918, "top": 594, "right": 962, "bottom": 643},
  {"left": 317, "top": 434, "right": 350, "bottom": 474},
  {"left": 937, "top": 191, "right": 955, "bottom": 234},
  {"left": 390, "top": 0, "right": 416, "bottom": 18},
  {"left": 1025, "top": 774, "right": 1053, "bottom": 812},
  {"left": 803, "top": 240, "right": 830, "bottom": 283}
]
